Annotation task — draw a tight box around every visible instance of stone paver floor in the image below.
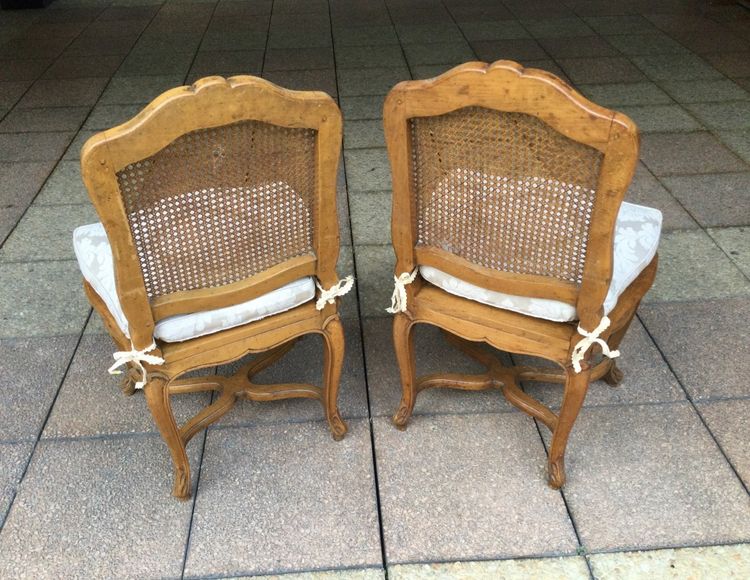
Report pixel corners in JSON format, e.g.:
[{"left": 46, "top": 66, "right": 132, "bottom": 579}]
[{"left": 1, "top": 0, "right": 749, "bottom": 578}]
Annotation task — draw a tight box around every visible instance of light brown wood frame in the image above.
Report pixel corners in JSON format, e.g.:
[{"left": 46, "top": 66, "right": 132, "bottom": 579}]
[
  {"left": 80, "top": 76, "right": 347, "bottom": 499},
  {"left": 383, "top": 61, "right": 658, "bottom": 488}
]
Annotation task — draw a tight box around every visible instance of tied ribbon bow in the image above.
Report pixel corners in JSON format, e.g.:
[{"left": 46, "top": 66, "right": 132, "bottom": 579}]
[
  {"left": 386, "top": 269, "right": 418, "bottom": 314},
  {"left": 108, "top": 341, "right": 165, "bottom": 390},
  {"left": 571, "top": 316, "right": 620, "bottom": 373},
  {"left": 315, "top": 276, "right": 354, "bottom": 310}
]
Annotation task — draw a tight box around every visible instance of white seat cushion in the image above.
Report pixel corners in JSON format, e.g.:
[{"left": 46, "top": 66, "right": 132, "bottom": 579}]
[
  {"left": 73, "top": 222, "right": 315, "bottom": 342},
  {"left": 419, "top": 201, "right": 662, "bottom": 323}
]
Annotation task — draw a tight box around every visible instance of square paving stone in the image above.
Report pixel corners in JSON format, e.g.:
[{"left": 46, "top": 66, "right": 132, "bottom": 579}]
[
  {"left": 589, "top": 544, "right": 750, "bottom": 579},
  {"left": 337, "top": 67, "right": 411, "bottom": 97},
  {"left": 0, "top": 436, "right": 200, "bottom": 579},
  {"left": 624, "top": 164, "right": 699, "bottom": 230},
  {"left": 340, "top": 96, "right": 385, "bottom": 121},
  {"left": 698, "top": 399, "right": 750, "bottom": 488},
  {"left": 363, "top": 317, "right": 514, "bottom": 418},
  {"left": 0, "top": 335, "right": 78, "bottom": 442},
  {"left": 549, "top": 402, "right": 750, "bottom": 552},
  {"left": 335, "top": 45, "right": 406, "bottom": 70},
  {"left": 0, "top": 107, "right": 89, "bottom": 133},
  {"left": 0, "top": 203, "right": 98, "bottom": 262},
  {"left": 262, "top": 69, "right": 337, "bottom": 96},
  {"left": 200, "top": 30, "right": 268, "bottom": 52},
  {"left": 709, "top": 227, "right": 750, "bottom": 276},
  {"left": 659, "top": 79, "right": 750, "bottom": 103},
  {"left": 640, "top": 132, "right": 747, "bottom": 176},
  {"left": 349, "top": 191, "right": 391, "bottom": 245},
  {"left": 0, "top": 132, "right": 74, "bottom": 162},
  {"left": 389, "top": 557, "right": 589, "bottom": 579},
  {"left": 97, "top": 75, "right": 185, "bottom": 104},
  {"left": 250, "top": 570, "right": 384, "bottom": 580},
  {"left": 396, "top": 24, "right": 465, "bottom": 45},
  {"left": 189, "top": 49, "right": 264, "bottom": 77},
  {"left": 539, "top": 37, "right": 614, "bottom": 61},
  {"left": 0, "top": 81, "right": 32, "bottom": 109},
  {"left": 703, "top": 52, "right": 750, "bottom": 78},
  {"left": 264, "top": 47, "right": 335, "bottom": 71},
  {"left": 0, "top": 442, "right": 32, "bottom": 528},
  {"left": 0, "top": 261, "right": 91, "bottom": 339},
  {"left": 471, "top": 39, "right": 547, "bottom": 62},
  {"left": 333, "top": 26, "right": 400, "bottom": 47},
  {"left": 34, "top": 160, "right": 89, "bottom": 205},
  {"left": 521, "top": 17, "right": 595, "bottom": 38},
  {"left": 62, "top": 129, "right": 96, "bottom": 160},
  {"left": 353, "top": 245, "right": 395, "bottom": 318},
  {"left": 16, "top": 77, "right": 109, "bottom": 108},
  {"left": 374, "top": 413, "right": 578, "bottom": 564},
  {"left": 41, "top": 54, "right": 124, "bottom": 80},
  {"left": 402, "top": 43, "right": 475, "bottom": 67},
  {"left": 458, "top": 21, "right": 530, "bottom": 41},
  {"left": 521, "top": 317, "right": 685, "bottom": 409},
  {"left": 661, "top": 172, "right": 750, "bottom": 227},
  {"left": 184, "top": 420, "right": 381, "bottom": 578},
  {"left": 717, "top": 130, "right": 750, "bottom": 164},
  {"left": 631, "top": 54, "right": 723, "bottom": 81},
  {"left": 213, "top": 317, "right": 368, "bottom": 427},
  {"left": 117, "top": 50, "right": 195, "bottom": 78},
  {"left": 604, "top": 33, "right": 688, "bottom": 56},
  {"left": 639, "top": 299, "right": 750, "bottom": 400},
  {"left": 584, "top": 15, "right": 660, "bottom": 35},
  {"left": 43, "top": 334, "right": 211, "bottom": 438},
  {"left": 345, "top": 120, "right": 385, "bottom": 150},
  {"left": 344, "top": 148, "right": 391, "bottom": 192},
  {"left": 0, "top": 60, "right": 52, "bottom": 83},
  {"left": 559, "top": 57, "right": 646, "bottom": 84},
  {"left": 684, "top": 101, "right": 750, "bottom": 131},
  {"left": 619, "top": 104, "right": 701, "bottom": 133},
  {"left": 645, "top": 230, "right": 750, "bottom": 303},
  {"left": 83, "top": 103, "right": 144, "bottom": 130},
  {"left": 580, "top": 82, "right": 673, "bottom": 107},
  {"left": 0, "top": 160, "right": 56, "bottom": 218}
]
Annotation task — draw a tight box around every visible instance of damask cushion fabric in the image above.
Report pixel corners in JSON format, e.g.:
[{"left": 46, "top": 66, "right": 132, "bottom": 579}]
[
  {"left": 419, "top": 201, "right": 662, "bottom": 323},
  {"left": 73, "top": 222, "right": 315, "bottom": 342}
]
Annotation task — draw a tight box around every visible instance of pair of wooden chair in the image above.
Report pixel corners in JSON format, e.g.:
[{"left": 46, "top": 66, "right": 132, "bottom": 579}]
[{"left": 74, "top": 61, "right": 659, "bottom": 499}]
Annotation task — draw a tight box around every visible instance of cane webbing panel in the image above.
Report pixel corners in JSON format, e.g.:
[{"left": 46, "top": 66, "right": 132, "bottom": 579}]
[
  {"left": 410, "top": 106, "right": 603, "bottom": 285},
  {"left": 116, "top": 120, "right": 317, "bottom": 299}
]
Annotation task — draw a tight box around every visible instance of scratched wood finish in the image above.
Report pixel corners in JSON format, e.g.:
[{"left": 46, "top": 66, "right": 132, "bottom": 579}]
[
  {"left": 80, "top": 76, "right": 347, "bottom": 499},
  {"left": 384, "top": 61, "right": 657, "bottom": 488}
]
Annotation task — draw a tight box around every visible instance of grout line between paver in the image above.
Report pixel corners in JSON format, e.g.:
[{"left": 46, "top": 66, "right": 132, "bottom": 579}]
[
  {"left": 175, "top": 2, "right": 222, "bottom": 578},
  {"left": 332, "top": 2, "right": 389, "bottom": 577},
  {"left": 636, "top": 311, "right": 750, "bottom": 499},
  {"left": 0, "top": 308, "right": 92, "bottom": 536}
]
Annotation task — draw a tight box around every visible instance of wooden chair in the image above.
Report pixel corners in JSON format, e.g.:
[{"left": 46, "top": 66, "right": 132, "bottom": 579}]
[
  {"left": 74, "top": 76, "right": 351, "bottom": 499},
  {"left": 383, "top": 61, "right": 661, "bottom": 488}
]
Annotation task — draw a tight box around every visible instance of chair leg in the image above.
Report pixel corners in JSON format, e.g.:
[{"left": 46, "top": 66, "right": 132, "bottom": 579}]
[
  {"left": 144, "top": 377, "right": 191, "bottom": 500},
  {"left": 392, "top": 313, "right": 417, "bottom": 430},
  {"left": 547, "top": 367, "right": 591, "bottom": 489},
  {"left": 602, "top": 311, "right": 636, "bottom": 387},
  {"left": 322, "top": 317, "right": 348, "bottom": 441}
]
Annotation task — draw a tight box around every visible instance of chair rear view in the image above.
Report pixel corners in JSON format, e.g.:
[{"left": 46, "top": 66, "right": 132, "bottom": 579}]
[
  {"left": 117, "top": 119, "right": 317, "bottom": 299},
  {"left": 410, "top": 106, "right": 603, "bottom": 286}
]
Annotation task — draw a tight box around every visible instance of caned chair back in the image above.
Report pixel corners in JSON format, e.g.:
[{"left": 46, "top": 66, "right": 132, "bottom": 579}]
[
  {"left": 384, "top": 61, "right": 639, "bottom": 329},
  {"left": 81, "top": 76, "right": 342, "bottom": 347}
]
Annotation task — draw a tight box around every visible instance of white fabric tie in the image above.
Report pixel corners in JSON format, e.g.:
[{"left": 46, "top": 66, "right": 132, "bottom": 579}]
[
  {"left": 386, "top": 269, "right": 418, "bottom": 314},
  {"left": 571, "top": 316, "right": 620, "bottom": 373},
  {"left": 315, "top": 276, "right": 354, "bottom": 310},
  {"left": 108, "top": 341, "right": 165, "bottom": 390}
]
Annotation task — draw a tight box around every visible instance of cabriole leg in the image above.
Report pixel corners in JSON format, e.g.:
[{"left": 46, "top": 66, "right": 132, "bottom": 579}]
[
  {"left": 322, "top": 318, "right": 348, "bottom": 441},
  {"left": 144, "top": 377, "right": 191, "bottom": 500},
  {"left": 392, "top": 313, "right": 417, "bottom": 430}
]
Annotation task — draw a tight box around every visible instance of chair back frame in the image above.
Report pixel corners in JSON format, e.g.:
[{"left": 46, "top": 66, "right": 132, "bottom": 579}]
[
  {"left": 81, "top": 75, "right": 342, "bottom": 349},
  {"left": 383, "top": 61, "right": 639, "bottom": 331}
]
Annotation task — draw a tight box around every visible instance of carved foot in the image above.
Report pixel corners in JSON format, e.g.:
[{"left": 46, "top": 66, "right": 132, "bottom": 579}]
[
  {"left": 119, "top": 366, "right": 139, "bottom": 396},
  {"left": 547, "top": 458, "right": 566, "bottom": 490},
  {"left": 393, "top": 400, "right": 413, "bottom": 431},
  {"left": 603, "top": 361, "right": 624, "bottom": 387},
  {"left": 328, "top": 411, "right": 348, "bottom": 441},
  {"left": 172, "top": 466, "right": 191, "bottom": 500}
]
